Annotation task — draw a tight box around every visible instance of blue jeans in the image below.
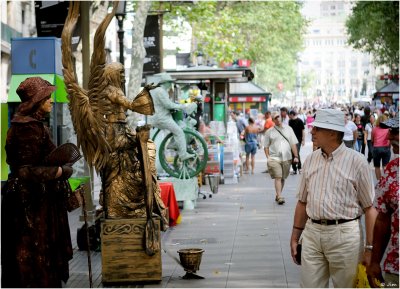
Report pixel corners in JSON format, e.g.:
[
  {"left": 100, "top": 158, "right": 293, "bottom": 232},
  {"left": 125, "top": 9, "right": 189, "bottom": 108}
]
[
  {"left": 245, "top": 142, "right": 257, "bottom": 155},
  {"left": 356, "top": 139, "right": 363, "bottom": 153}
]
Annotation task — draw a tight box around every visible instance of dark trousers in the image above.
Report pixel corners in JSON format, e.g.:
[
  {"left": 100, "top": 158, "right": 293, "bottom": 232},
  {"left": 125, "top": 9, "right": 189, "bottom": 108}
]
[
  {"left": 360, "top": 140, "right": 366, "bottom": 155},
  {"left": 367, "top": 140, "right": 373, "bottom": 163},
  {"left": 292, "top": 143, "right": 302, "bottom": 172},
  {"left": 344, "top": 140, "right": 354, "bottom": 148}
]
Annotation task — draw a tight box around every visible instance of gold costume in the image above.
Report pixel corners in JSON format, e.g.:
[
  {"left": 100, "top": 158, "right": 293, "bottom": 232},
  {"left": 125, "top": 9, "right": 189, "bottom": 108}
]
[{"left": 61, "top": 1, "right": 167, "bottom": 231}]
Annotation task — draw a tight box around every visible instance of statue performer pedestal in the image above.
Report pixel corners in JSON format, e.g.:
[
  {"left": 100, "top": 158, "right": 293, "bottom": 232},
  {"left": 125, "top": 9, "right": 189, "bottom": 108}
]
[{"left": 101, "top": 217, "right": 162, "bottom": 284}]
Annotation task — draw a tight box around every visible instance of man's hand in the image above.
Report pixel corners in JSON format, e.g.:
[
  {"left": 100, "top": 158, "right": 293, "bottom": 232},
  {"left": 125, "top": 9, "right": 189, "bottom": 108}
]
[
  {"left": 366, "top": 262, "right": 384, "bottom": 288},
  {"left": 60, "top": 165, "right": 73, "bottom": 180},
  {"left": 183, "top": 103, "right": 197, "bottom": 114},
  {"left": 290, "top": 237, "right": 300, "bottom": 265},
  {"left": 362, "top": 250, "right": 372, "bottom": 267}
]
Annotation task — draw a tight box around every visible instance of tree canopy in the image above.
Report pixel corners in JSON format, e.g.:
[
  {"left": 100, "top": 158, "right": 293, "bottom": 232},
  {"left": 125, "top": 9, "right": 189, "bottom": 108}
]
[
  {"left": 162, "top": 1, "right": 307, "bottom": 93},
  {"left": 346, "top": 1, "right": 399, "bottom": 71}
]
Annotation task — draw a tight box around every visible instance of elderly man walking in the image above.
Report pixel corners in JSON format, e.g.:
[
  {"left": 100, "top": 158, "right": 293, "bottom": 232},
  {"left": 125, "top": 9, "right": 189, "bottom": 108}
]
[
  {"left": 264, "top": 111, "right": 298, "bottom": 205},
  {"left": 290, "top": 109, "right": 377, "bottom": 288}
]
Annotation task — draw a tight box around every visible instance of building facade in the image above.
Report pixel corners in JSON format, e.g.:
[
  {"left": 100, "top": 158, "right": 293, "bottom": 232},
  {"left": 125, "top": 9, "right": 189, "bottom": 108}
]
[
  {"left": 301, "top": 0, "right": 381, "bottom": 105},
  {"left": 1, "top": 1, "right": 37, "bottom": 102}
]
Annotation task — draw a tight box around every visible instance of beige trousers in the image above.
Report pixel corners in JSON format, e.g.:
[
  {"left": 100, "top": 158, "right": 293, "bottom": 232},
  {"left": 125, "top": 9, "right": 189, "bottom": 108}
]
[{"left": 300, "top": 219, "right": 363, "bottom": 288}]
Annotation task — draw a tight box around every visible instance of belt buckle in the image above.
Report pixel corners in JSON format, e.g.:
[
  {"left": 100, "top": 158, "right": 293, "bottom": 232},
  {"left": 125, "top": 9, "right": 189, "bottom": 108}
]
[{"left": 321, "top": 219, "right": 328, "bottom": 225}]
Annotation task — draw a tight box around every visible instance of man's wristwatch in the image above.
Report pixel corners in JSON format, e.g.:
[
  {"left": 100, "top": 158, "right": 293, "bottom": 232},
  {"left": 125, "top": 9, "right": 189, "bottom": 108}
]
[{"left": 364, "top": 244, "right": 373, "bottom": 251}]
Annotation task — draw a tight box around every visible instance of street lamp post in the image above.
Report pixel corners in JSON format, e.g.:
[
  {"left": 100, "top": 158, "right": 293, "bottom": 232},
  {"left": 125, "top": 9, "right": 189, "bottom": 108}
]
[
  {"left": 115, "top": 0, "right": 127, "bottom": 67},
  {"left": 196, "top": 51, "right": 203, "bottom": 66}
]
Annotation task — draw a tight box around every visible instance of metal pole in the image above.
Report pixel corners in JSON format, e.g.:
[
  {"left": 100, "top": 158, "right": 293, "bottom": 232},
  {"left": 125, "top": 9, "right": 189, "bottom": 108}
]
[
  {"left": 117, "top": 18, "right": 124, "bottom": 66},
  {"left": 117, "top": 17, "right": 125, "bottom": 94}
]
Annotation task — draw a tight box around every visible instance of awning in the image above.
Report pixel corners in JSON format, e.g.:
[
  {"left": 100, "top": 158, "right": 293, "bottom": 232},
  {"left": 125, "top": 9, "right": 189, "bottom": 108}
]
[
  {"left": 229, "top": 81, "right": 270, "bottom": 102},
  {"left": 166, "top": 67, "right": 246, "bottom": 81},
  {"left": 8, "top": 74, "right": 68, "bottom": 103},
  {"left": 373, "top": 81, "right": 399, "bottom": 98},
  {"left": 229, "top": 96, "right": 267, "bottom": 102}
]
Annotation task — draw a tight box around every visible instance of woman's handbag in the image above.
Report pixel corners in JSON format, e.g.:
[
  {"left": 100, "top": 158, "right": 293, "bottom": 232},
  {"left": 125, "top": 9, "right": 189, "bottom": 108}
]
[{"left": 66, "top": 184, "right": 84, "bottom": 212}]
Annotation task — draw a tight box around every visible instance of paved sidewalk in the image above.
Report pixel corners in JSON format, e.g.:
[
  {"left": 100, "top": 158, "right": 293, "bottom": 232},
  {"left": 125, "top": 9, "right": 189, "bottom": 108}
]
[{"left": 66, "top": 139, "right": 314, "bottom": 288}]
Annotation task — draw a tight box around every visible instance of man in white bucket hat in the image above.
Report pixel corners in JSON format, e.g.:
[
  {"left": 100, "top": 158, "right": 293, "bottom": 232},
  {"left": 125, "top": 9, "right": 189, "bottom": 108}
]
[{"left": 290, "top": 108, "right": 377, "bottom": 288}]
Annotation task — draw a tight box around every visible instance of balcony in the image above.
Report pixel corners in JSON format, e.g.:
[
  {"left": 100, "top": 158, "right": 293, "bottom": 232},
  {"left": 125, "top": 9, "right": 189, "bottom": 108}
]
[
  {"left": 1, "top": 22, "right": 22, "bottom": 54},
  {"left": 2, "top": 22, "right": 22, "bottom": 43}
]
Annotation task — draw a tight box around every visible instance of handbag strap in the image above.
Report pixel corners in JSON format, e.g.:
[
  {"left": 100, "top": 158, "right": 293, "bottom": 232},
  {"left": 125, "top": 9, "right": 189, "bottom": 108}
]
[
  {"left": 274, "top": 126, "right": 297, "bottom": 158},
  {"left": 274, "top": 126, "right": 290, "bottom": 145}
]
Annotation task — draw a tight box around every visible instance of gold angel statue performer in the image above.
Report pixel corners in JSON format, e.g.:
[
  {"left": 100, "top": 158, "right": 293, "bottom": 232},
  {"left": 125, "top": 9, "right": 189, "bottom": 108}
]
[{"left": 61, "top": 1, "right": 168, "bottom": 252}]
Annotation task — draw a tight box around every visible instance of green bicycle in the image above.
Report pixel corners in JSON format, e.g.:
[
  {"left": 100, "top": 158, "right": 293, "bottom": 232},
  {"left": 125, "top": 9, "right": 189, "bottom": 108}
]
[{"left": 151, "top": 111, "right": 208, "bottom": 179}]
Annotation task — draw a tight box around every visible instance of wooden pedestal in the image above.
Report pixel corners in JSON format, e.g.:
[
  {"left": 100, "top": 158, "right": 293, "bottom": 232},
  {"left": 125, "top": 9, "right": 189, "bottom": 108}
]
[{"left": 101, "top": 218, "right": 162, "bottom": 283}]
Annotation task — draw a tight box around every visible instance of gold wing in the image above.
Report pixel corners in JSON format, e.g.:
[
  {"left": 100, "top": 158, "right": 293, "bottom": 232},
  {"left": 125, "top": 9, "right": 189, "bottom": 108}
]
[
  {"left": 61, "top": 1, "right": 111, "bottom": 171},
  {"left": 87, "top": 1, "right": 119, "bottom": 120},
  {"left": 88, "top": 1, "right": 156, "bottom": 117}
]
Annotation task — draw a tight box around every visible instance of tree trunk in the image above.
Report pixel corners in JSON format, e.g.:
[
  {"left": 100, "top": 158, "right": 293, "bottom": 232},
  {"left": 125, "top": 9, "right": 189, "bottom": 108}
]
[{"left": 126, "top": 1, "right": 151, "bottom": 128}]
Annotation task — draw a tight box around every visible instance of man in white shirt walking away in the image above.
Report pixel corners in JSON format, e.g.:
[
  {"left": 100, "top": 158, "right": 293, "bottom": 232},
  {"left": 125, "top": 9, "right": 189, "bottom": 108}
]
[{"left": 264, "top": 111, "right": 298, "bottom": 205}]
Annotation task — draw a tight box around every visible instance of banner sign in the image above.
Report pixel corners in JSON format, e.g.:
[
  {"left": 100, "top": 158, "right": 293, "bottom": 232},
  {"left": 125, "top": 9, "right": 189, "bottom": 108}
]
[
  {"left": 229, "top": 96, "right": 267, "bottom": 103},
  {"left": 142, "top": 15, "right": 161, "bottom": 82},
  {"left": 34, "top": 1, "right": 81, "bottom": 50}
]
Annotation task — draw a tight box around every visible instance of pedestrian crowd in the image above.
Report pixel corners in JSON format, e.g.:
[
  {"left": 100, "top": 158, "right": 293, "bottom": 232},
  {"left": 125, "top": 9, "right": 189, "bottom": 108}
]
[
  {"left": 3, "top": 74, "right": 398, "bottom": 288},
  {"left": 230, "top": 103, "right": 398, "bottom": 288}
]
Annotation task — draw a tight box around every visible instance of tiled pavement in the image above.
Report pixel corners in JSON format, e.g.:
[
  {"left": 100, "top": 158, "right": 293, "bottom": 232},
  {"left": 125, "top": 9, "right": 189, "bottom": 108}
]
[{"left": 64, "top": 136, "right": 314, "bottom": 288}]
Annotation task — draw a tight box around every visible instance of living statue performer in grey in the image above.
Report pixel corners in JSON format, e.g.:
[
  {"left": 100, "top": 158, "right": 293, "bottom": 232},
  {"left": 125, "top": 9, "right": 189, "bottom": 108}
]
[{"left": 147, "top": 73, "right": 197, "bottom": 161}]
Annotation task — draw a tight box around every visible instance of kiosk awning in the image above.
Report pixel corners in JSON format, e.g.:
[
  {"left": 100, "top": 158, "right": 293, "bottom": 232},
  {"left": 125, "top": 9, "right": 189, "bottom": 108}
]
[
  {"left": 166, "top": 67, "right": 247, "bottom": 81},
  {"left": 374, "top": 81, "right": 399, "bottom": 98},
  {"left": 229, "top": 82, "right": 270, "bottom": 102}
]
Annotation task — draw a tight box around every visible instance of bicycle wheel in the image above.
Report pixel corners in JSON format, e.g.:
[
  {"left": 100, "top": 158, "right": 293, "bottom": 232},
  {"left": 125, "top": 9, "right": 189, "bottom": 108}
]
[{"left": 159, "top": 129, "right": 208, "bottom": 179}]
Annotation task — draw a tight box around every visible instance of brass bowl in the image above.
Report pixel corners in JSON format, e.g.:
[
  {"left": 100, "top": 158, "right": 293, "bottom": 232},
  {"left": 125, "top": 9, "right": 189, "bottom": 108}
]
[{"left": 177, "top": 248, "right": 205, "bottom": 273}]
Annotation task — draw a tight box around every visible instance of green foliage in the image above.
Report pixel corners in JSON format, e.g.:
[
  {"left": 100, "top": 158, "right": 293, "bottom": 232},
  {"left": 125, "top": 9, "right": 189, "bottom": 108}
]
[
  {"left": 162, "top": 1, "right": 307, "bottom": 93},
  {"left": 346, "top": 1, "right": 399, "bottom": 70}
]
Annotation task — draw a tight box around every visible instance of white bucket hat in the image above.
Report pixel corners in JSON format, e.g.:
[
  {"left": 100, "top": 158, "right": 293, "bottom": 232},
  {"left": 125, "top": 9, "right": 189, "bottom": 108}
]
[
  {"left": 312, "top": 109, "right": 345, "bottom": 132},
  {"left": 155, "top": 72, "right": 175, "bottom": 84}
]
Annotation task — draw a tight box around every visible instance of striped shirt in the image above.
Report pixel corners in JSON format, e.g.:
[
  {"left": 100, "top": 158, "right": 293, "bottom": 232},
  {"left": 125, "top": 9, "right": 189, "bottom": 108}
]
[
  {"left": 264, "top": 125, "right": 298, "bottom": 162},
  {"left": 297, "top": 142, "right": 375, "bottom": 220}
]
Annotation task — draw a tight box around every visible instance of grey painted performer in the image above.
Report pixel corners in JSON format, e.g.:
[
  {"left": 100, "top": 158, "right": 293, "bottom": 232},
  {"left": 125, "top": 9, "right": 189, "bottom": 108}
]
[{"left": 148, "top": 73, "right": 197, "bottom": 161}]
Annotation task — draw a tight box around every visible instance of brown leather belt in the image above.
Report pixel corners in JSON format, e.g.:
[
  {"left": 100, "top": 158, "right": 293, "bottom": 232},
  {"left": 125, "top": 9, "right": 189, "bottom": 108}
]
[{"left": 310, "top": 216, "right": 360, "bottom": 225}]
